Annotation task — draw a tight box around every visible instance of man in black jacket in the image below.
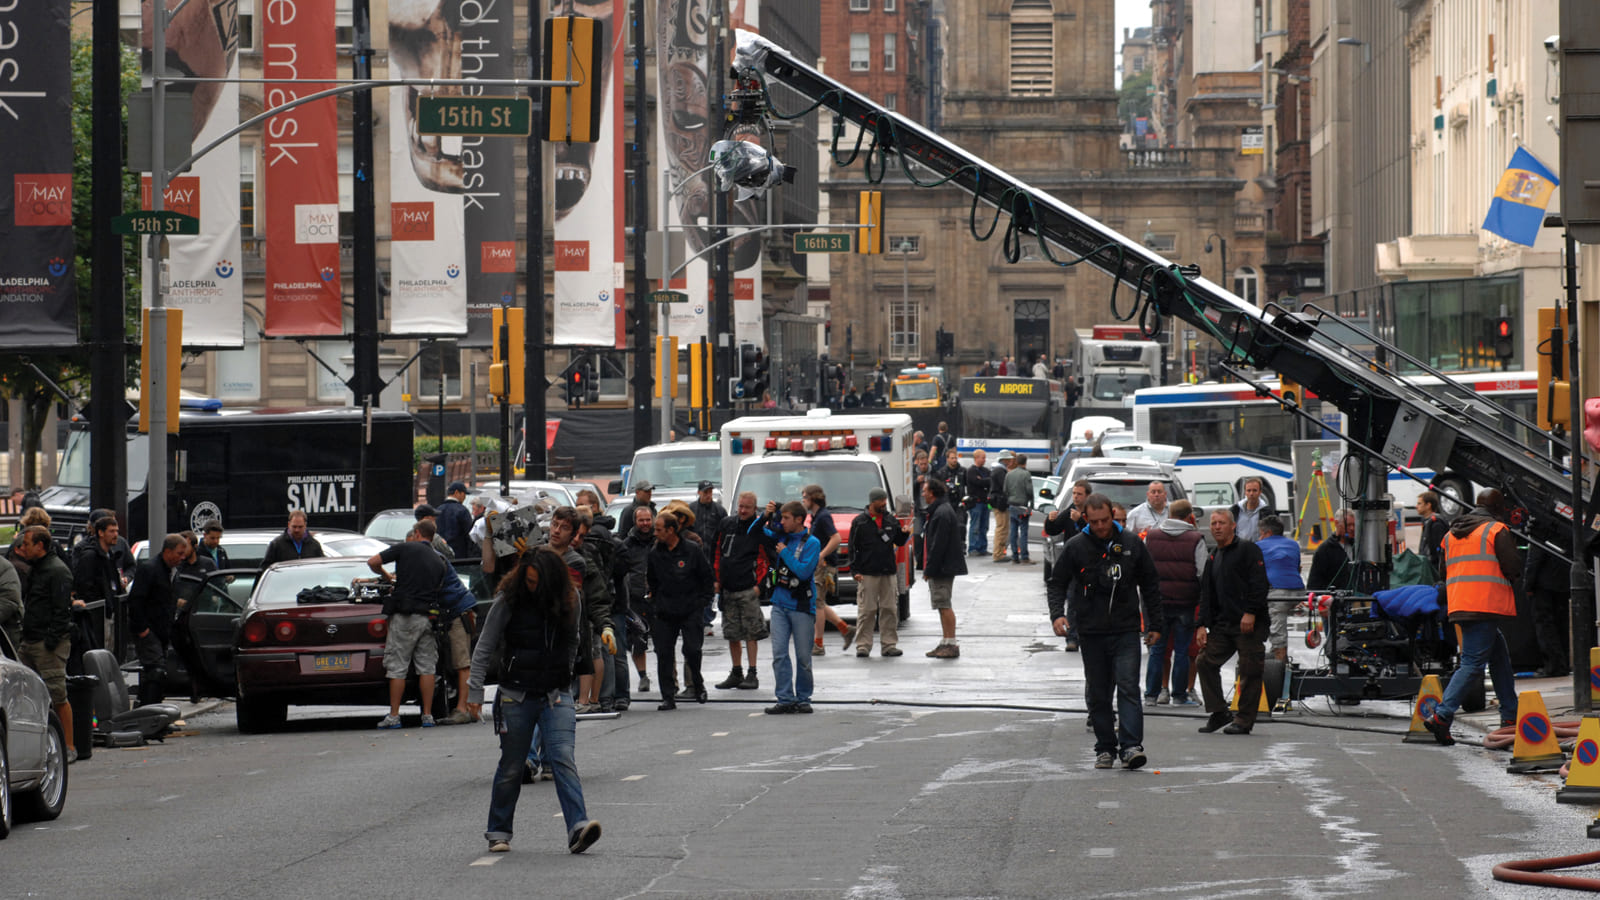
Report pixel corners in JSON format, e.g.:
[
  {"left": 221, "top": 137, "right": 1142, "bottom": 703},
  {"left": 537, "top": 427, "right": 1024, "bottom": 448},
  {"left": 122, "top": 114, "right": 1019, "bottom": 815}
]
[
  {"left": 1307, "top": 508, "right": 1357, "bottom": 591},
  {"left": 368, "top": 524, "right": 450, "bottom": 727},
  {"left": 73, "top": 514, "right": 123, "bottom": 651},
  {"left": 646, "top": 510, "right": 714, "bottom": 709},
  {"left": 1047, "top": 494, "right": 1161, "bottom": 769},
  {"left": 712, "top": 492, "right": 770, "bottom": 690},
  {"left": 260, "top": 510, "right": 325, "bottom": 571},
  {"left": 128, "top": 534, "right": 189, "bottom": 706},
  {"left": 1195, "top": 508, "right": 1271, "bottom": 736},
  {"left": 964, "top": 449, "right": 990, "bottom": 555},
  {"left": 922, "top": 478, "right": 967, "bottom": 658},
  {"left": 688, "top": 481, "right": 728, "bottom": 547},
  {"left": 437, "top": 481, "right": 475, "bottom": 559},
  {"left": 617, "top": 506, "right": 657, "bottom": 693},
  {"left": 1416, "top": 491, "right": 1450, "bottom": 580},
  {"left": 849, "top": 488, "right": 909, "bottom": 657}
]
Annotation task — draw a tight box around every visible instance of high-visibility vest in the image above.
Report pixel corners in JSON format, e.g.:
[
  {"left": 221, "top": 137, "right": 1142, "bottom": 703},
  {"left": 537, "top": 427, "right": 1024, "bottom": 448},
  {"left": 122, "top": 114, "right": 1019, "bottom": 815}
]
[{"left": 1442, "top": 521, "right": 1516, "bottom": 617}]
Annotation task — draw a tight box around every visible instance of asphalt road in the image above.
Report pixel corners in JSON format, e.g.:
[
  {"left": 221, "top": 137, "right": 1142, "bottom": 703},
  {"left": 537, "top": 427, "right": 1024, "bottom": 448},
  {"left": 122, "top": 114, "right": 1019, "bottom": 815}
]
[{"left": 4, "top": 549, "right": 1594, "bottom": 899}]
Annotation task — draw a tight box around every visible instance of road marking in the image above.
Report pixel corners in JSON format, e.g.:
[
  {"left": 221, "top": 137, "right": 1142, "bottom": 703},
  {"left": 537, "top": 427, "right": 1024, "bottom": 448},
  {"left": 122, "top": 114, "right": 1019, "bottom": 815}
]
[
  {"left": 748, "top": 711, "right": 763, "bottom": 717},
  {"left": 1089, "top": 848, "right": 1116, "bottom": 858},
  {"left": 469, "top": 856, "right": 500, "bottom": 867},
  {"left": 316, "top": 750, "right": 334, "bottom": 757},
  {"left": 622, "top": 774, "right": 646, "bottom": 781},
  {"left": 1097, "top": 801, "right": 1120, "bottom": 809},
  {"left": 244, "top": 770, "right": 264, "bottom": 776},
  {"left": 156, "top": 794, "right": 182, "bottom": 803},
  {"left": 712, "top": 731, "right": 730, "bottom": 737},
  {"left": 675, "top": 749, "right": 693, "bottom": 756}
]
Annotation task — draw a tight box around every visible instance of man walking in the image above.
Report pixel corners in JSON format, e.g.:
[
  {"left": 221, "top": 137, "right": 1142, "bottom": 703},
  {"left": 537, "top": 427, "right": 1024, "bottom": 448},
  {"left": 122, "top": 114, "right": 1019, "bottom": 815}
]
[
  {"left": 1423, "top": 490, "right": 1524, "bottom": 745},
  {"left": 849, "top": 488, "right": 909, "bottom": 657},
  {"left": 437, "top": 481, "right": 475, "bottom": 559},
  {"left": 922, "top": 478, "right": 967, "bottom": 658},
  {"left": 964, "top": 448, "right": 991, "bottom": 555},
  {"left": 1004, "top": 452, "right": 1035, "bottom": 564},
  {"left": 367, "top": 523, "right": 450, "bottom": 728},
  {"left": 1228, "top": 478, "right": 1274, "bottom": 543},
  {"left": 1043, "top": 479, "right": 1091, "bottom": 651},
  {"left": 15, "top": 526, "right": 77, "bottom": 759},
  {"left": 1196, "top": 509, "right": 1271, "bottom": 736},
  {"left": 127, "top": 534, "right": 189, "bottom": 707},
  {"left": 1143, "top": 499, "right": 1206, "bottom": 707},
  {"left": 1048, "top": 495, "right": 1161, "bottom": 769},
  {"left": 763, "top": 501, "right": 821, "bottom": 714},
  {"left": 990, "top": 451, "right": 1014, "bottom": 562},
  {"left": 712, "top": 492, "right": 770, "bottom": 690}
]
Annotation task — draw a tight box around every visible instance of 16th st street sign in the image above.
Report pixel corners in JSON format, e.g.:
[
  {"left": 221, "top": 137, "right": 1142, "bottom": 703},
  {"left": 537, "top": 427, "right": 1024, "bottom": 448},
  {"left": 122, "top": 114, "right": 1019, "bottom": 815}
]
[{"left": 793, "top": 232, "right": 851, "bottom": 253}]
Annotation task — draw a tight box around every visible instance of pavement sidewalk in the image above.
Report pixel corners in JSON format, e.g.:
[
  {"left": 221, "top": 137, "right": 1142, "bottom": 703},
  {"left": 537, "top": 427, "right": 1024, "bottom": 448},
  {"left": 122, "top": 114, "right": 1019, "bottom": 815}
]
[{"left": 1454, "top": 671, "right": 1590, "bottom": 734}]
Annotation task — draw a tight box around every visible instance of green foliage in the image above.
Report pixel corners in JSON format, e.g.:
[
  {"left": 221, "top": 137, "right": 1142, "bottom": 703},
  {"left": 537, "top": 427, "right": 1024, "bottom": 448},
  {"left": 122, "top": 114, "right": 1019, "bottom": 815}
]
[
  {"left": 1118, "top": 70, "right": 1153, "bottom": 123},
  {"left": 413, "top": 436, "right": 501, "bottom": 470}
]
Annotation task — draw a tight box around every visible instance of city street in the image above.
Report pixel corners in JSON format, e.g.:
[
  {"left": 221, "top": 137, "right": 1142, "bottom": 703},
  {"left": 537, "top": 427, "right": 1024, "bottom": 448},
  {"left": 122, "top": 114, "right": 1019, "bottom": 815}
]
[{"left": 3, "top": 552, "right": 1593, "bottom": 899}]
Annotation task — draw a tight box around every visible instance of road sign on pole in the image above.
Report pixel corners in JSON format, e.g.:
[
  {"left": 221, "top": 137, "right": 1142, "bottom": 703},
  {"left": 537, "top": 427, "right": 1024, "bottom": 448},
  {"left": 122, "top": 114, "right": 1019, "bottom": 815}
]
[
  {"left": 650, "top": 290, "right": 689, "bottom": 303},
  {"left": 415, "top": 95, "right": 533, "bottom": 137},
  {"left": 792, "top": 232, "right": 852, "bottom": 253},
  {"left": 111, "top": 211, "right": 200, "bottom": 236}
]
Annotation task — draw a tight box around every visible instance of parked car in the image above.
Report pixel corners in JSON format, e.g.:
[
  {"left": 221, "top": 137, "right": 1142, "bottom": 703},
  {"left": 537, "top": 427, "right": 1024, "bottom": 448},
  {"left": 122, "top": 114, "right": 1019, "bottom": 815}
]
[
  {"left": 362, "top": 510, "right": 417, "bottom": 544},
  {"left": 134, "top": 528, "right": 370, "bottom": 569},
  {"left": 608, "top": 442, "right": 722, "bottom": 505},
  {"left": 0, "top": 629, "right": 69, "bottom": 838},
  {"left": 1041, "top": 460, "right": 1189, "bottom": 576}
]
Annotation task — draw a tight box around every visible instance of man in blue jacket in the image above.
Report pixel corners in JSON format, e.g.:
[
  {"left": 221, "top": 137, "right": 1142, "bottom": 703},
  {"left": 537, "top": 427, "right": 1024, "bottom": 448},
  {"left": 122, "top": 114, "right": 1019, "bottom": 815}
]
[{"left": 762, "top": 500, "right": 821, "bottom": 714}]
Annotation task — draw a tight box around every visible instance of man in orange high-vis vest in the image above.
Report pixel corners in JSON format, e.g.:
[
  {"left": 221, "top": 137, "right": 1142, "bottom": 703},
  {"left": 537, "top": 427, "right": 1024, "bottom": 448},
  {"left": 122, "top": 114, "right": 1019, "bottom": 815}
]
[{"left": 1422, "top": 489, "right": 1524, "bottom": 746}]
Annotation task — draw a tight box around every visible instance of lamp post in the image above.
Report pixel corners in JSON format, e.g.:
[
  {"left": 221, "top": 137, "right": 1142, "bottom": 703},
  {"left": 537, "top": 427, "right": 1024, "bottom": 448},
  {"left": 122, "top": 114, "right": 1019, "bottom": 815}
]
[
  {"left": 1204, "top": 232, "right": 1229, "bottom": 291},
  {"left": 899, "top": 237, "right": 913, "bottom": 363}
]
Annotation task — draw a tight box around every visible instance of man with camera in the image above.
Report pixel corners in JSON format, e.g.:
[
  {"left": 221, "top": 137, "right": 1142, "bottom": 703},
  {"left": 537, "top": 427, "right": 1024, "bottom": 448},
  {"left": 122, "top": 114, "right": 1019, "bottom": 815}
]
[
  {"left": 762, "top": 501, "right": 822, "bottom": 714},
  {"left": 1047, "top": 494, "right": 1161, "bottom": 770}
]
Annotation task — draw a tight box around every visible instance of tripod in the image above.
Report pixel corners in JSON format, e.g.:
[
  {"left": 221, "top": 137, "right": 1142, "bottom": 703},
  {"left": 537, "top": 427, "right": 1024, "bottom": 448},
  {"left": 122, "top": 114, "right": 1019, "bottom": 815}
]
[{"left": 1296, "top": 449, "right": 1337, "bottom": 548}]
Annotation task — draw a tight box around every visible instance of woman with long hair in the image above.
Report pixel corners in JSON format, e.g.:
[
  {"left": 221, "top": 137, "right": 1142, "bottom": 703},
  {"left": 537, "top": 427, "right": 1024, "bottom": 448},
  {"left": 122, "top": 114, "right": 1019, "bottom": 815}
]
[{"left": 467, "top": 546, "right": 602, "bottom": 855}]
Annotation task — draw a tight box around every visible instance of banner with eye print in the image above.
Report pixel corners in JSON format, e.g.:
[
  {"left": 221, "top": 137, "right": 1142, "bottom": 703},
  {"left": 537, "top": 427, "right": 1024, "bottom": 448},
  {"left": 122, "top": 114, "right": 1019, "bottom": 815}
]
[
  {"left": 387, "top": 0, "right": 469, "bottom": 336},
  {"left": 551, "top": 3, "right": 625, "bottom": 348},
  {"left": 139, "top": 0, "right": 244, "bottom": 348},
  {"left": 262, "top": 0, "right": 342, "bottom": 335},
  {"left": 0, "top": 0, "right": 77, "bottom": 348}
]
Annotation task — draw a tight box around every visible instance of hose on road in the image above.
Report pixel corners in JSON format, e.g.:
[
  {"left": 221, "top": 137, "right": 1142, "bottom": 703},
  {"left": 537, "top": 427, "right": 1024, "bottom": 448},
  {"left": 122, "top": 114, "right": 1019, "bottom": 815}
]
[
  {"left": 1481, "top": 719, "right": 1584, "bottom": 753},
  {"left": 1493, "top": 850, "right": 1600, "bottom": 892}
]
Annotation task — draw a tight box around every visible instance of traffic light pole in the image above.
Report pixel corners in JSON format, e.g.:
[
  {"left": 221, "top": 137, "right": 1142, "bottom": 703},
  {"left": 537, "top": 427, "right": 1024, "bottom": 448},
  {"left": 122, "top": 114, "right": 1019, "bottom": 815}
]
[
  {"left": 1564, "top": 231, "right": 1590, "bottom": 713},
  {"left": 523, "top": 3, "right": 547, "bottom": 480},
  {"left": 710, "top": 2, "right": 733, "bottom": 409},
  {"left": 90, "top": 0, "right": 128, "bottom": 535},
  {"left": 630, "top": 0, "right": 652, "bottom": 449}
]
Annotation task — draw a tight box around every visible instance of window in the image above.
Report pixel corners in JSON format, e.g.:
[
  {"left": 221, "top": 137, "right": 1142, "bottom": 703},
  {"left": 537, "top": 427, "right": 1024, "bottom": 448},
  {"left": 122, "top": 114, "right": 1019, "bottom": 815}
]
[
  {"left": 888, "top": 235, "right": 920, "bottom": 253},
  {"left": 1010, "top": 0, "right": 1054, "bottom": 96},
  {"left": 1232, "top": 268, "right": 1259, "bottom": 307},
  {"left": 1132, "top": 56, "right": 1146, "bottom": 73},
  {"left": 215, "top": 323, "right": 261, "bottom": 402},
  {"left": 850, "top": 33, "right": 870, "bottom": 71},
  {"left": 885, "top": 92, "right": 898, "bottom": 110},
  {"left": 885, "top": 0, "right": 897, "bottom": 10},
  {"left": 889, "top": 297, "right": 920, "bottom": 360},
  {"left": 884, "top": 33, "right": 897, "bottom": 71},
  {"left": 316, "top": 339, "right": 354, "bottom": 403},
  {"left": 240, "top": 147, "right": 256, "bottom": 239},
  {"left": 850, "top": 0, "right": 870, "bottom": 10},
  {"left": 1143, "top": 233, "right": 1177, "bottom": 253},
  {"left": 419, "top": 340, "right": 463, "bottom": 400}
]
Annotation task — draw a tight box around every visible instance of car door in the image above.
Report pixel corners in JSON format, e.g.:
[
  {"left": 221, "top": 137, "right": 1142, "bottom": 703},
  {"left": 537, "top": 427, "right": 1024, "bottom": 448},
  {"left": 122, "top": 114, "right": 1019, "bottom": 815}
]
[{"left": 176, "top": 569, "right": 255, "bottom": 697}]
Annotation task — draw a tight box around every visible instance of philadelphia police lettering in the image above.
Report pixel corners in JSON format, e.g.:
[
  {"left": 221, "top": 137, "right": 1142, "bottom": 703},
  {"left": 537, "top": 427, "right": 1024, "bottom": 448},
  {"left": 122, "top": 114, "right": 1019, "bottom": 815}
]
[{"left": 285, "top": 474, "right": 357, "bottom": 515}]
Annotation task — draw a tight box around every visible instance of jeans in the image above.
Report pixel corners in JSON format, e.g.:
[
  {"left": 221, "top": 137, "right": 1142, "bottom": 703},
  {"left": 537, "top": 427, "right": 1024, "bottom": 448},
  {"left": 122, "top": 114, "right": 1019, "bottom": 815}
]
[
  {"left": 1438, "top": 620, "right": 1519, "bottom": 725},
  {"left": 1080, "top": 631, "right": 1144, "bottom": 754},
  {"left": 1009, "top": 513, "right": 1030, "bottom": 560},
  {"left": 1144, "top": 607, "right": 1196, "bottom": 699},
  {"left": 487, "top": 690, "right": 588, "bottom": 844},
  {"left": 651, "top": 611, "right": 704, "bottom": 698},
  {"left": 135, "top": 631, "right": 167, "bottom": 706},
  {"left": 769, "top": 606, "right": 816, "bottom": 704},
  {"left": 600, "top": 611, "right": 630, "bottom": 705},
  {"left": 967, "top": 503, "right": 989, "bottom": 553}
]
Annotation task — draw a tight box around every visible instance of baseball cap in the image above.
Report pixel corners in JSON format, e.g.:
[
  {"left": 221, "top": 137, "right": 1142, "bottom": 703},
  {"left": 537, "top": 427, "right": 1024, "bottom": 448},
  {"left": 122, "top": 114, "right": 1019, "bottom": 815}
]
[
  {"left": 698, "top": 480, "right": 716, "bottom": 492},
  {"left": 633, "top": 480, "right": 655, "bottom": 492},
  {"left": 447, "top": 480, "right": 468, "bottom": 495},
  {"left": 868, "top": 488, "right": 888, "bottom": 504},
  {"left": 414, "top": 504, "right": 438, "bottom": 520}
]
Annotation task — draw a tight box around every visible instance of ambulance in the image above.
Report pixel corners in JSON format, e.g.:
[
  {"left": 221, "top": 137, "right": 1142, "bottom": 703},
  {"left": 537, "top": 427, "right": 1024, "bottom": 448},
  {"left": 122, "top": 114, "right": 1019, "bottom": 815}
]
[{"left": 720, "top": 410, "right": 916, "bottom": 619}]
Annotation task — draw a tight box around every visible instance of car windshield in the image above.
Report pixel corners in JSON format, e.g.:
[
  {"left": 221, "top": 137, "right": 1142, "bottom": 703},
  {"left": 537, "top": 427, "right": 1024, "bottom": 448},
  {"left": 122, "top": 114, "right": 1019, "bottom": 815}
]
[
  {"left": 254, "top": 561, "right": 377, "bottom": 608},
  {"left": 630, "top": 449, "right": 721, "bottom": 490},
  {"left": 1091, "top": 372, "right": 1154, "bottom": 402},
  {"left": 960, "top": 399, "right": 1051, "bottom": 441},
  {"left": 323, "top": 536, "right": 392, "bottom": 557},
  {"left": 58, "top": 431, "right": 149, "bottom": 491},
  {"left": 1087, "top": 477, "right": 1181, "bottom": 511},
  {"left": 733, "top": 459, "right": 885, "bottom": 511},
  {"left": 1191, "top": 483, "right": 1236, "bottom": 509},
  {"left": 892, "top": 380, "right": 939, "bottom": 401},
  {"left": 365, "top": 515, "right": 414, "bottom": 542}
]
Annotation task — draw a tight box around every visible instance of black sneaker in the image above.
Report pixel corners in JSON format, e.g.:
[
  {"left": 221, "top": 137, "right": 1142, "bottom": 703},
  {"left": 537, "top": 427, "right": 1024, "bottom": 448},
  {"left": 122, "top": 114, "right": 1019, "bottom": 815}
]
[
  {"left": 796, "top": 702, "right": 813, "bottom": 714},
  {"left": 764, "top": 702, "right": 798, "bottom": 714},
  {"left": 1198, "top": 711, "right": 1231, "bottom": 733},
  {"left": 568, "top": 820, "right": 602, "bottom": 854},
  {"left": 1121, "top": 746, "right": 1147, "bottom": 770},
  {"left": 1222, "top": 723, "right": 1252, "bottom": 735},
  {"left": 738, "top": 668, "right": 760, "bottom": 690},
  {"left": 714, "top": 667, "right": 744, "bottom": 690},
  {"left": 1422, "top": 711, "right": 1456, "bottom": 746}
]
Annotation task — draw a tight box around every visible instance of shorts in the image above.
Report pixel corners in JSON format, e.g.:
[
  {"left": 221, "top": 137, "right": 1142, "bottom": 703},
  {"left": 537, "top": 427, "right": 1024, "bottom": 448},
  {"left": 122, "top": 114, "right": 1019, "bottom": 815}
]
[
  {"left": 816, "top": 565, "right": 838, "bottom": 603},
  {"left": 21, "top": 638, "right": 70, "bottom": 705},
  {"left": 447, "top": 618, "right": 471, "bottom": 669},
  {"left": 384, "top": 613, "right": 439, "bottom": 680},
  {"left": 721, "top": 587, "right": 765, "bottom": 642},
  {"left": 927, "top": 577, "right": 954, "bottom": 611}
]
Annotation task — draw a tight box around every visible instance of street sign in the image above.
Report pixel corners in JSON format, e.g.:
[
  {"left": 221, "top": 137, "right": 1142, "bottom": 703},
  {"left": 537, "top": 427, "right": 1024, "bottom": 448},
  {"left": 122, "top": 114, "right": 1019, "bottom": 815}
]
[
  {"left": 650, "top": 290, "right": 689, "bottom": 303},
  {"left": 415, "top": 95, "right": 533, "bottom": 137},
  {"left": 112, "top": 211, "right": 200, "bottom": 236},
  {"left": 793, "top": 232, "right": 852, "bottom": 253}
]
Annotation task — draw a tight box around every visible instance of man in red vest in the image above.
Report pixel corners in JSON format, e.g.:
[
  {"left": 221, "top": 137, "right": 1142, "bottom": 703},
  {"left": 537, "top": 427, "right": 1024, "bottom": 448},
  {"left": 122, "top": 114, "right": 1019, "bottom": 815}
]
[{"left": 1423, "top": 489, "right": 1523, "bottom": 746}]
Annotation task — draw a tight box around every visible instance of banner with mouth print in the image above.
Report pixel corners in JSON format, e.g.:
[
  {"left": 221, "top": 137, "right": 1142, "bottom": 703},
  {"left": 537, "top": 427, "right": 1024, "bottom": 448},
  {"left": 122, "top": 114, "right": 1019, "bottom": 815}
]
[
  {"left": 262, "top": 0, "right": 342, "bottom": 335},
  {"left": 0, "top": 0, "right": 77, "bottom": 348},
  {"left": 551, "top": 8, "right": 623, "bottom": 347},
  {"left": 139, "top": 0, "right": 244, "bottom": 348},
  {"left": 387, "top": 0, "right": 468, "bottom": 336},
  {"left": 457, "top": 0, "right": 517, "bottom": 348}
]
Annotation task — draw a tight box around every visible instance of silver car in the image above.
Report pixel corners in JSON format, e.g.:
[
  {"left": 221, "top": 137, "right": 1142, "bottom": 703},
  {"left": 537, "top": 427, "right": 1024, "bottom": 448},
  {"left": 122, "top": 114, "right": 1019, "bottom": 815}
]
[{"left": 0, "top": 629, "right": 69, "bottom": 838}]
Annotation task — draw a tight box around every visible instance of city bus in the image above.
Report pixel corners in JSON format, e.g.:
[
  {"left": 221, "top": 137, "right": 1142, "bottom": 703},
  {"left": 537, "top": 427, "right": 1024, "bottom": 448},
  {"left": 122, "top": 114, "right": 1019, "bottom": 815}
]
[
  {"left": 1131, "top": 371, "right": 1539, "bottom": 515},
  {"left": 954, "top": 377, "right": 1059, "bottom": 474}
]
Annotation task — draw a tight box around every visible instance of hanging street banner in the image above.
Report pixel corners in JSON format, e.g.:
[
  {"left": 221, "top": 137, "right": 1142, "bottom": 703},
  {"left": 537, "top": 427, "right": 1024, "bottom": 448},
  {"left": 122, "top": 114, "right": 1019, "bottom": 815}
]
[
  {"left": 141, "top": 0, "right": 243, "bottom": 348},
  {"left": 458, "top": 1, "right": 518, "bottom": 348},
  {"left": 388, "top": 0, "right": 469, "bottom": 336},
  {"left": 0, "top": 0, "right": 77, "bottom": 348},
  {"left": 263, "top": 0, "right": 342, "bottom": 335},
  {"left": 552, "top": 6, "right": 625, "bottom": 347}
]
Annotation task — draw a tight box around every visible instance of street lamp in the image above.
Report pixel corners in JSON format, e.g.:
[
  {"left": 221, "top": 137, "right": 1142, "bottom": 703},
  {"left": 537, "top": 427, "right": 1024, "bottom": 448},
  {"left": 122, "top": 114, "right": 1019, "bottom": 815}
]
[
  {"left": 1204, "top": 232, "right": 1229, "bottom": 290},
  {"left": 898, "top": 237, "right": 914, "bottom": 363}
]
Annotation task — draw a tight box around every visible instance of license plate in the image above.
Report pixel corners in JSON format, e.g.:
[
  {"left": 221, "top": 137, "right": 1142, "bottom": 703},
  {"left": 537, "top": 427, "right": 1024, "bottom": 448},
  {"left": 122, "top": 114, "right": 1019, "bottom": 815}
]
[{"left": 313, "top": 652, "right": 353, "bottom": 672}]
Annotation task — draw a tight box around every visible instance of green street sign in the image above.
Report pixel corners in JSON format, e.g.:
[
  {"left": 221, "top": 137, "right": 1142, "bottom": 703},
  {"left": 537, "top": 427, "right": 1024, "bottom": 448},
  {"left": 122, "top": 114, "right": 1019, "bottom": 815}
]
[
  {"left": 793, "top": 232, "right": 852, "bottom": 254},
  {"left": 650, "top": 290, "right": 689, "bottom": 304},
  {"left": 111, "top": 211, "right": 200, "bottom": 236},
  {"left": 415, "top": 95, "right": 532, "bottom": 137}
]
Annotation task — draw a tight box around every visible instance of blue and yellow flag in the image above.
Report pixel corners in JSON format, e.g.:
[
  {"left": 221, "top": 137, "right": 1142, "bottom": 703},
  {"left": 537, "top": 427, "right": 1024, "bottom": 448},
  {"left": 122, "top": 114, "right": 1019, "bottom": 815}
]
[{"left": 1483, "top": 147, "right": 1559, "bottom": 246}]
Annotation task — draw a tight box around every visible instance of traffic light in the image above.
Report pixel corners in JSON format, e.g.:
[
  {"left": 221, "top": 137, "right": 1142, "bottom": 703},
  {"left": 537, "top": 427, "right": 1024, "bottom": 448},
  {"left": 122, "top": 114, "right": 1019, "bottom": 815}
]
[
  {"left": 543, "top": 16, "right": 604, "bottom": 143},
  {"left": 1491, "top": 316, "right": 1515, "bottom": 363},
  {"left": 734, "top": 343, "right": 763, "bottom": 401},
  {"left": 489, "top": 307, "right": 525, "bottom": 404},
  {"left": 583, "top": 363, "right": 599, "bottom": 403},
  {"left": 857, "top": 190, "right": 883, "bottom": 254},
  {"left": 1535, "top": 306, "right": 1571, "bottom": 429},
  {"left": 568, "top": 367, "right": 584, "bottom": 407}
]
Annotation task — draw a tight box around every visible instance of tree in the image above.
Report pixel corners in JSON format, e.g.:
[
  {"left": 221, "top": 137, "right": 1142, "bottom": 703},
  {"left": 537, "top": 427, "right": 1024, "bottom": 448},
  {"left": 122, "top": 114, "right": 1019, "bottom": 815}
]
[
  {"left": 1118, "top": 69, "right": 1153, "bottom": 124},
  {"left": 0, "top": 36, "right": 142, "bottom": 488}
]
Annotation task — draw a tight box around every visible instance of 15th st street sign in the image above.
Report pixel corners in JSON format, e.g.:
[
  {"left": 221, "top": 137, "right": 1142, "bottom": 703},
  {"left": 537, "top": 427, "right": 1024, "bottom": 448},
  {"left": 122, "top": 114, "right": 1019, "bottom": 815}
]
[
  {"left": 111, "top": 211, "right": 200, "bottom": 235},
  {"left": 416, "top": 95, "right": 533, "bottom": 137}
]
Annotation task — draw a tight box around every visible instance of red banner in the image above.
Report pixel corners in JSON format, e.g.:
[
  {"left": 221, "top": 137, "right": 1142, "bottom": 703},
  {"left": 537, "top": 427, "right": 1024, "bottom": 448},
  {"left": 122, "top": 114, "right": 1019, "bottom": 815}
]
[{"left": 262, "top": 1, "right": 341, "bottom": 335}]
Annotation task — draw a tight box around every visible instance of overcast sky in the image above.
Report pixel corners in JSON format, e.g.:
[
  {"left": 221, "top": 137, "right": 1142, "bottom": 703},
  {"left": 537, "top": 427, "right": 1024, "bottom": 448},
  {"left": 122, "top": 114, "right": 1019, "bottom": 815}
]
[{"left": 1114, "top": 0, "right": 1154, "bottom": 86}]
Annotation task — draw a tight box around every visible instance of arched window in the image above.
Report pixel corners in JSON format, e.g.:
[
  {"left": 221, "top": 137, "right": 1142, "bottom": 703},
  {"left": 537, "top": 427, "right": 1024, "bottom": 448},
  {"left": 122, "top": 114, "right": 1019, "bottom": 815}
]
[{"left": 1010, "top": 0, "right": 1054, "bottom": 96}]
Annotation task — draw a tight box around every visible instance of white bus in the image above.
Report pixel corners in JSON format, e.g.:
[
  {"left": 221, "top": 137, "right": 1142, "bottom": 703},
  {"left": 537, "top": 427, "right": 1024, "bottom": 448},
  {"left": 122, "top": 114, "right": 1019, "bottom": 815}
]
[{"left": 1131, "top": 371, "right": 1539, "bottom": 515}]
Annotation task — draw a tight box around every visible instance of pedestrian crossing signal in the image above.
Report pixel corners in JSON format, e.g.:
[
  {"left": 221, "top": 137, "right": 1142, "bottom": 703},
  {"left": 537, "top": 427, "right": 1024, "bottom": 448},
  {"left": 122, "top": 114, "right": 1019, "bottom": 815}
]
[{"left": 543, "top": 16, "right": 603, "bottom": 143}]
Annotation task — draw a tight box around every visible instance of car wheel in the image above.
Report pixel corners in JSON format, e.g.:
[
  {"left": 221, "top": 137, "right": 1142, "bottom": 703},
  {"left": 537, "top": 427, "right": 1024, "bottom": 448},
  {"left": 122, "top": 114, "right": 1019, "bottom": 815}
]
[
  {"left": 236, "top": 695, "right": 288, "bottom": 734},
  {"left": 0, "top": 724, "right": 11, "bottom": 840},
  {"left": 1434, "top": 476, "right": 1472, "bottom": 519},
  {"left": 15, "top": 714, "right": 67, "bottom": 823}
]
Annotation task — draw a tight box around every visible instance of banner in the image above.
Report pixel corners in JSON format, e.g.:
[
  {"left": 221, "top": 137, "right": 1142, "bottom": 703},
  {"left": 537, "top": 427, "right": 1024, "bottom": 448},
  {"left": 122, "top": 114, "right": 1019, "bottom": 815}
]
[
  {"left": 388, "top": 0, "right": 468, "bottom": 336},
  {"left": 141, "top": 0, "right": 243, "bottom": 348},
  {"left": 552, "top": 7, "right": 624, "bottom": 347},
  {"left": 458, "top": 0, "right": 518, "bottom": 348},
  {"left": 263, "top": 0, "right": 342, "bottom": 335},
  {"left": 0, "top": 0, "right": 77, "bottom": 348}
]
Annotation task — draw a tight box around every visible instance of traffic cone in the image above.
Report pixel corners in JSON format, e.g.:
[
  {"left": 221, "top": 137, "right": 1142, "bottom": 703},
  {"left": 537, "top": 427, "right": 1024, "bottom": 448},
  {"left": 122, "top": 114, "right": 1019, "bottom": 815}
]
[
  {"left": 1403, "top": 674, "right": 1446, "bottom": 745},
  {"left": 1557, "top": 717, "right": 1600, "bottom": 803},
  {"left": 1228, "top": 675, "right": 1271, "bottom": 715},
  {"left": 1507, "top": 691, "right": 1567, "bottom": 774}
]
